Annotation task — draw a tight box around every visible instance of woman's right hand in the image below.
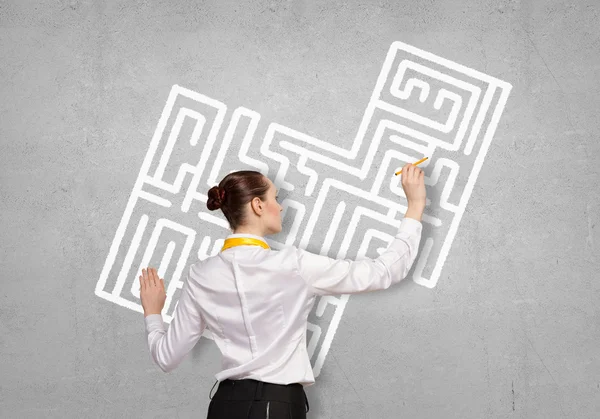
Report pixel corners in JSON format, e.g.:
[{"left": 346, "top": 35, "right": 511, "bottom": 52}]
[{"left": 401, "top": 163, "right": 426, "bottom": 209}]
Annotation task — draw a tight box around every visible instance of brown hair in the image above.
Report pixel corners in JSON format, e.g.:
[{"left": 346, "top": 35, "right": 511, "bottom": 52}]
[{"left": 206, "top": 170, "right": 270, "bottom": 231}]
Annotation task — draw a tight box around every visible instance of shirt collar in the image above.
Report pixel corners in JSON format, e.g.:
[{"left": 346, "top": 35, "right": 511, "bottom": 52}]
[{"left": 225, "top": 233, "right": 269, "bottom": 245}]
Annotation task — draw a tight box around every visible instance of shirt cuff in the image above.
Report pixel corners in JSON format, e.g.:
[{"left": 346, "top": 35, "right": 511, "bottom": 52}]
[
  {"left": 144, "top": 313, "right": 165, "bottom": 334},
  {"left": 397, "top": 216, "right": 422, "bottom": 236}
]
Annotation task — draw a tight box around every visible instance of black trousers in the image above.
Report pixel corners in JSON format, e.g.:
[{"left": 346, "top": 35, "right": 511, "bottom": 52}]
[{"left": 207, "top": 378, "right": 309, "bottom": 419}]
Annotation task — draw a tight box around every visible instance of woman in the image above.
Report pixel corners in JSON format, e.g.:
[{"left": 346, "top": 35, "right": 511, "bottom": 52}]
[{"left": 140, "top": 163, "right": 426, "bottom": 418}]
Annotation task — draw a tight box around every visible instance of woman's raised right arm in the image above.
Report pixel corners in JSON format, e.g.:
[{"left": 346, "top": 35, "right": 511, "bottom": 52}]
[
  {"left": 295, "top": 211, "right": 423, "bottom": 296},
  {"left": 296, "top": 163, "right": 426, "bottom": 295}
]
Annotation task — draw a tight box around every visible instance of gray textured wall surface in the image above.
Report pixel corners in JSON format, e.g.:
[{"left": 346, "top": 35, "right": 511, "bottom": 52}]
[{"left": 1, "top": 0, "right": 599, "bottom": 418}]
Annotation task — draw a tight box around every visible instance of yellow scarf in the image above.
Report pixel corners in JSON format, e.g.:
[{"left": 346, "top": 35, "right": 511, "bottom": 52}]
[{"left": 221, "top": 237, "right": 270, "bottom": 252}]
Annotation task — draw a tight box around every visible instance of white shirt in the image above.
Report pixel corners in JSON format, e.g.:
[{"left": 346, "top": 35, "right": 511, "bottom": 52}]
[{"left": 144, "top": 217, "right": 422, "bottom": 387}]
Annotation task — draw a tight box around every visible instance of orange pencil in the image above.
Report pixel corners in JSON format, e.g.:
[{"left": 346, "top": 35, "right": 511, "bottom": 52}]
[{"left": 394, "top": 157, "right": 428, "bottom": 176}]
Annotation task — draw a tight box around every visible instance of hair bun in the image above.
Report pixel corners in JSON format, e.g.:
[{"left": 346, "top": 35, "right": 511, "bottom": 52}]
[{"left": 207, "top": 186, "right": 224, "bottom": 211}]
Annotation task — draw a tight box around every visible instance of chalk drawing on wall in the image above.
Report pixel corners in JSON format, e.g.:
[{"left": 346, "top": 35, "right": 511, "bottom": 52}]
[{"left": 95, "top": 41, "right": 512, "bottom": 377}]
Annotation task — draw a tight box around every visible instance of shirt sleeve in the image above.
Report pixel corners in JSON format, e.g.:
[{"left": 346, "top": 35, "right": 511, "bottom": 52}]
[
  {"left": 295, "top": 217, "right": 423, "bottom": 295},
  {"left": 144, "top": 265, "right": 206, "bottom": 373}
]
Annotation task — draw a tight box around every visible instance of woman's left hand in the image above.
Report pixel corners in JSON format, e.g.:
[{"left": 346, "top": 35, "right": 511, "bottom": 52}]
[{"left": 139, "top": 267, "right": 166, "bottom": 317}]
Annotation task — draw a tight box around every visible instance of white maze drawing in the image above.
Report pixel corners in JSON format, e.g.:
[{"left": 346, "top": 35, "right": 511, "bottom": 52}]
[{"left": 95, "top": 41, "right": 512, "bottom": 377}]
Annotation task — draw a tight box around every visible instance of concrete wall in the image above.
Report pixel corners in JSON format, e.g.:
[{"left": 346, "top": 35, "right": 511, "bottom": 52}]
[{"left": 1, "top": 1, "right": 599, "bottom": 418}]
